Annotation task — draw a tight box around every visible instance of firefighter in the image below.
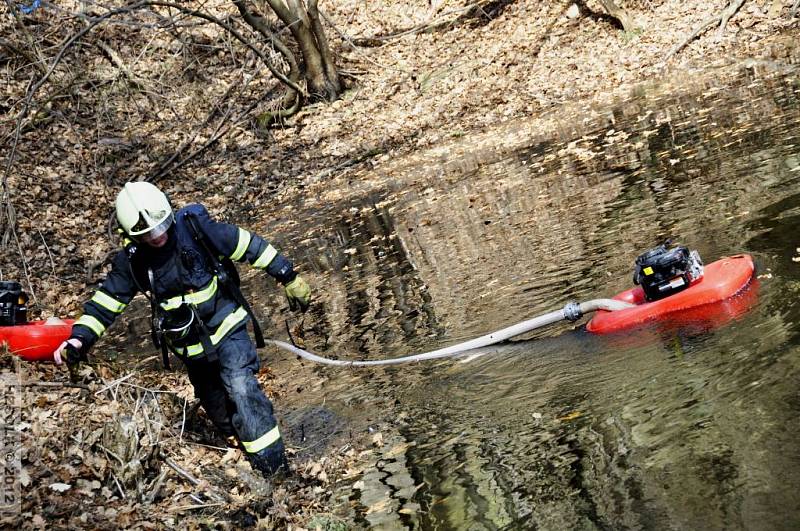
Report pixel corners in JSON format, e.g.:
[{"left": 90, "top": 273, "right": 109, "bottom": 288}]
[{"left": 53, "top": 181, "right": 311, "bottom": 477}]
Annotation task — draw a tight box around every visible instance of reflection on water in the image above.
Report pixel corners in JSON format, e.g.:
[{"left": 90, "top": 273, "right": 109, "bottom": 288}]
[{"left": 263, "top": 62, "right": 800, "bottom": 529}]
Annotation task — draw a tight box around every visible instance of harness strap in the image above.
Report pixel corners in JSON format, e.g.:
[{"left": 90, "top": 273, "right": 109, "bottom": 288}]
[
  {"left": 146, "top": 267, "right": 171, "bottom": 371},
  {"left": 193, "top": 306, "right": 219, "bottom": 362},
  {"left": 183, "top": 212, "right": 266, "bottom": 349},
  {"left": 160, "top": 339, "right": 171, "bottom": 371}
]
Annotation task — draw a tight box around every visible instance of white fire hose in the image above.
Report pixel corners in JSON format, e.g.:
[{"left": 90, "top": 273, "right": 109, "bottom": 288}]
[{"left": 269, "top": 299, "right": 633, "bottom": 367}]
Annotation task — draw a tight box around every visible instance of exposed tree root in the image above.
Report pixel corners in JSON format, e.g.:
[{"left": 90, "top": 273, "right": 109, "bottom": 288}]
[
  {"left": 95, "top": 40, "right": 147, "bottom": 90},
  {"left": 352, "top": 0, "right": 494, "bottom": 46},
  {"left": 662, "top": 0, "right": 746, "bottom": 65},
  {"left": 598, "top": 0, "right": 636, "bottom": 32}
]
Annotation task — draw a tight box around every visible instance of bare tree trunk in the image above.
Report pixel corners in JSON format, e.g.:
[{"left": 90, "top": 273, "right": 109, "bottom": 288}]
[
  {"left": 232, "top": 0, "right": 301, "bottom": 111},
  {"left": 308, "top": 0, "right": 342, "bottom": 95},
  {"left": 264, "top": 0, "right": 342, "bottom": 101},
  {"left": 233, "top": 0, "right": 299, "bottom": 81}
]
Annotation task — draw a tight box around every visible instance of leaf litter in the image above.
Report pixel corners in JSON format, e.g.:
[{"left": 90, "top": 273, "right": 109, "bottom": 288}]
[{"left": 0, "top": 0, "right": 798, "bottom": 528}]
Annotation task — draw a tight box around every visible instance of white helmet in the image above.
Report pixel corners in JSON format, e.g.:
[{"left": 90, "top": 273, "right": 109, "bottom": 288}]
[{"left": 115, "top": 182, "right": 173, "bottom": 242}]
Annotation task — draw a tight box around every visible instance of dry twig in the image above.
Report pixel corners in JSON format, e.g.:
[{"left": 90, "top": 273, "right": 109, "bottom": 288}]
[
  {"left": 319, "top": 9, "right": 412, "bottom": 75},
  {"left": 163, "top": 455, "right": 230, "bottom": 503},
  {"left": 23, "top": 380, "right": 91, "bottom": 390},
  {"left": 36, "top": 229, "right": 57, "bottom": 279},
  {"left": 147, "top": 61, "right": 260, "bottom": 181},
  {"left": 3, "top": 0, "right": 304, "bottom": 243},
  {"left": 94, "top": 372, "right": 135, "bottom": 397},
  {"left": 95, "top": 39, "right": 147, "bottom": 90},
  {"left": 167, "top": 501, "right": 226, "bottom": 512},
  {"left": 145, "top": 1, "right": 304, "bottom": 95}
]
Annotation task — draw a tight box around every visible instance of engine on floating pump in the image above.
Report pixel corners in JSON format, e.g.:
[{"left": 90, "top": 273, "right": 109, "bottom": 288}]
[
  {"left": 633, "top": 242, "right": 704, "bottom": 301},
  {"left": 0, "top": 282, "right": 28, "bottom": 326}
]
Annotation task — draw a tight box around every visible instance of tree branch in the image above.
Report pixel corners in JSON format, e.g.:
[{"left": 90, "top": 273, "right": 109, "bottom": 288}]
[
  {"left": 232, "top": 0, "right": 300, "bottom": 84},
  {"left": 661, "top": 0, "right": 746, "bottom": 66},
  {"left": 96, "top": 39, "right": 147, "bottom": 90},
  {"left": 716, "top": 0, "right": 746, "bottom": 40},
  {"left": 2, "top": 0, "right": 306, "bottom": 256},
  {"left": 0, "top": 37, "right": 46, "bottom": 74},
  {"left": 2, "top": 0, "right": 49, "bottom": 74},
  {"left": 264, "top": 0, "right": 297, "bottom": 28},
  {"left": 148, "top": 83, "right": 242, "bottom": 181},
  {"left": 162, "top": 455, "right": 229, "bottom": 504},
  {"left": 145, "top": 1, "right": 304, "bottom": 95}
]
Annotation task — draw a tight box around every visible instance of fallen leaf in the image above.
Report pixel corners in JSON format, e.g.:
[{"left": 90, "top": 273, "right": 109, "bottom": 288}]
[
  {"left": 49, "top": 482, "right": 71, "bottom": 492},
  {"left": 557, "top": 411, "right": 582, "bottom": 422}
]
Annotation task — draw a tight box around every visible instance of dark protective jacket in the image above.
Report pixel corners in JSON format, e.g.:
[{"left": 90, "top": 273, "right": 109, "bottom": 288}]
[{"left": 71, "top": 204, "right": 296, "bottom": 357}]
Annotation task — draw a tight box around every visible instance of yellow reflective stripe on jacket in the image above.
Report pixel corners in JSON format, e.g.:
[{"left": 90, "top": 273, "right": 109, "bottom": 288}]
[
  {"left": 241, "top": 425, "right": 281, "bottom": 454},
  {"left": 160, "top": 277, "right": 218, "bottom": 311},
  {"left": 230, "top": 228, "right": 251, "bottom": 261},
  {"left": 75, "top": 315, "right": 106, "bottom": 337},
  {"left": 91, "top": 291, "right": 127, "bottom": 314},
  {"left": 253, "top": 244, "right": 278, "bottom": 269},
  {"left": 183, "top": 306, "right": 248, "bottom": 357}
]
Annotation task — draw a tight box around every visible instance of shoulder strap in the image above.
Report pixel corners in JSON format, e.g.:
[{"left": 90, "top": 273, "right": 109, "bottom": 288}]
[
  {"left": 182, "top": 212, "right": 265, "bottom": 349},
  {"left": 146, "top": 267, "right": 171, "bottom": 371}
]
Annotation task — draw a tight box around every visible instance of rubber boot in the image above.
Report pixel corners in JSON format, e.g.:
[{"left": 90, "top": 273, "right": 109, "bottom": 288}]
[{"left": 248, "top": 439, "right": 289, "bottom": 479}]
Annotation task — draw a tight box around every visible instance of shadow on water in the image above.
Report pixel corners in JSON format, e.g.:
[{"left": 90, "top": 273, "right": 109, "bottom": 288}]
[{"left": 255, "top": 61, "right": 800, "bottom": 529}]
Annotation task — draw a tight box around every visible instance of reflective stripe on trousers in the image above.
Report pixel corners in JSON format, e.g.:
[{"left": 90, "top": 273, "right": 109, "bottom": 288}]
[
  {"left": 242, "top": 425, "right": 281, "bottom": 453},
  {"left": 184, "top": 327, "right": 285, "bottom": 469}
]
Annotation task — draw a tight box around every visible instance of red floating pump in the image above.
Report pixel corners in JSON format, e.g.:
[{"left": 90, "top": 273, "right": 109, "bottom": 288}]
[
  {"left": 587, "top": 253, "right": 755, "bottom": 334},
  {"left": 0, "top": 282, "right": 73, "bottom": 362},
  {"left": 0, "top": 319, "right": 74, "bottom": 361}
]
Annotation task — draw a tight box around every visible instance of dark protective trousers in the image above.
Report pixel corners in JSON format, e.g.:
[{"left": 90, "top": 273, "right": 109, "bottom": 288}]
[{"left": 185, "top": 326, "right": 286, "bottom": 475}]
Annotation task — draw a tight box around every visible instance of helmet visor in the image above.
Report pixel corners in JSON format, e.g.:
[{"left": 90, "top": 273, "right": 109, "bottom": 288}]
[{"left": 134, "top": 214, "right": 173, "bottom": 244}]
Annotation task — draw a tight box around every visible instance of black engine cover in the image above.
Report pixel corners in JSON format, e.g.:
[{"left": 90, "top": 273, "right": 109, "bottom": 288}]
[
  {"left": 633, "top": 244, "right": 703, "bottom": 302},
  {"left": 0, "top": 281, "right": 28, "bottom": 326}
]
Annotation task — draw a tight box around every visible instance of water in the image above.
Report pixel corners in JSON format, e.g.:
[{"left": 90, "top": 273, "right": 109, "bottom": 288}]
[{"left": 255, "top": 61, "right": 800, "bottom": 529}]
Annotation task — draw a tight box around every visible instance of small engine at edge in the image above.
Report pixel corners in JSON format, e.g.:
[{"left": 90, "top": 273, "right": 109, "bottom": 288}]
[
  {"left": 633, "top": 242, "right": 704, "bottom": 302},
  {"left": 0, "top": 281, "right": 28, "bottom": 327}
]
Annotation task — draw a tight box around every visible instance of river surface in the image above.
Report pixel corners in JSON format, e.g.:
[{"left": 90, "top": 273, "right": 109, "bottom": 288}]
[{"left": 252, "top": 61, "right": 800, "bottom": 530}]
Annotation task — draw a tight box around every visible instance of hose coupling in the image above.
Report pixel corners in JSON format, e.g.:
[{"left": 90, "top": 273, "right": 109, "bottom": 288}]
[{"left": 563, "top": 301, "right": 583, "bottom": 322}]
